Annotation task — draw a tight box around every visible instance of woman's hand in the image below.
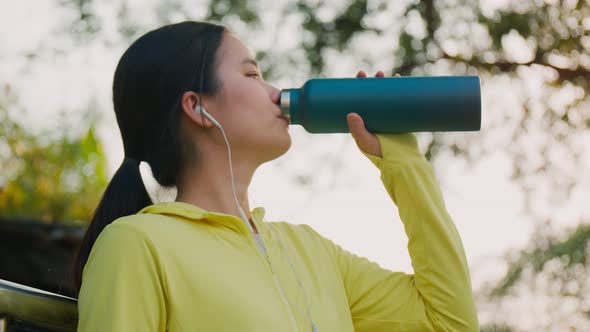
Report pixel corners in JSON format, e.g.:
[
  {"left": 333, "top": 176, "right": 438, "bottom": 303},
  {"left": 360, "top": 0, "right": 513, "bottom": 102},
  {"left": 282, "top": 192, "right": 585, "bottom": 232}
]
[{"left": 346, "top": 70, "right": 400, "bottom": 158}]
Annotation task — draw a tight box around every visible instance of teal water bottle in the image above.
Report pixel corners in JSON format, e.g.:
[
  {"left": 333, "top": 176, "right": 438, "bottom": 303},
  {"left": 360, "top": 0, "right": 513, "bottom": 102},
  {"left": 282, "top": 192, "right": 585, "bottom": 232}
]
[{"left": 279, "top": 76, "right": 481, "bottom": 133}]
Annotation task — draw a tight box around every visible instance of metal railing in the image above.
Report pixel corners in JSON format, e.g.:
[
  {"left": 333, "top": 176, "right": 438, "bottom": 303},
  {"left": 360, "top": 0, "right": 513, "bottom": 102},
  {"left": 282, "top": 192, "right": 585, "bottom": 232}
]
[{"left": 0, "top": 279, "right": 77, "bottom": 331}]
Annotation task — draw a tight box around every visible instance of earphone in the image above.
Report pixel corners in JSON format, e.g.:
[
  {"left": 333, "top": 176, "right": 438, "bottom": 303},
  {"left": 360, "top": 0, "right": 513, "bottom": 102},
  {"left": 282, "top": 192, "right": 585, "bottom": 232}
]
[
  {"left": 194, "top": 104, "right": 221, "bottom": 128},
  {"left": 193, "top": 103, "right": 253, "bottom": 233},
  {"left": 193, "top": 103, "right": 320, "bottom": 332},
  {"left": 193, "top": 103, "right": 265, "bottom": 243}
]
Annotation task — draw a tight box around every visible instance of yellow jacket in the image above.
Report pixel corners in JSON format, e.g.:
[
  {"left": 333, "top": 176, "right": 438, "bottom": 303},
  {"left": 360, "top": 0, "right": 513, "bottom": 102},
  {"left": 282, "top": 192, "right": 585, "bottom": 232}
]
[{"left": 78, "top": 133, "right": 479, "bottom": 331}]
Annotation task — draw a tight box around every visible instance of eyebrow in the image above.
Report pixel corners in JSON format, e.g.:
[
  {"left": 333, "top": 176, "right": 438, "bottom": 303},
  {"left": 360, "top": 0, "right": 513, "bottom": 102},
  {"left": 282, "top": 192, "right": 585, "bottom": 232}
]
[{"left": 241, "top": 58, "right": 259, "bottom": 68}]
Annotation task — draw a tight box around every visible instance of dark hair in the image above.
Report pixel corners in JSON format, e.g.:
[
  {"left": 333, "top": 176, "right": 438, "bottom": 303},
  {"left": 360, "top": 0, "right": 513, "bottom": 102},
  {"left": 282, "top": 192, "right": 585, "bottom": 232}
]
[{"left": 72, "top": 21, "right": 227, "bottom": 294}]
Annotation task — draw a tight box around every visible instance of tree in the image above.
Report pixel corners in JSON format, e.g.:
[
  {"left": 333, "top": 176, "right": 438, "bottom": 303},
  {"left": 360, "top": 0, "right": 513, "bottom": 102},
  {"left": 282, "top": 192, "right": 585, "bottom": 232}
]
[
  {"left": 481, "top": 220, "right": 590, "bottom": 331},
  {"left": 0, "top": 84, "right": 108, "bottom": 224},
  {"left": 279, "top": 1, "right": 589, "bottom": 329}
]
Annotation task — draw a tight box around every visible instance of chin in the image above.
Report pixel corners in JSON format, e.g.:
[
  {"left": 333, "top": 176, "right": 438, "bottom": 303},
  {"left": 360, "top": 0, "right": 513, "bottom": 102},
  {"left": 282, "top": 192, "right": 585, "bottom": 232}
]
[{"left": 263, "top": 132, "right": 292, "bottom": 162}]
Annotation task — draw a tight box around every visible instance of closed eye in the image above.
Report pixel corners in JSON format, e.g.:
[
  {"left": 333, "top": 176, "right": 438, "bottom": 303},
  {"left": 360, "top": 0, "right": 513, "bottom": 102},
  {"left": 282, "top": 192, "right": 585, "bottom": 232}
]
[{"left": 246, "top": 72, "right": 260, "bottom": 79}]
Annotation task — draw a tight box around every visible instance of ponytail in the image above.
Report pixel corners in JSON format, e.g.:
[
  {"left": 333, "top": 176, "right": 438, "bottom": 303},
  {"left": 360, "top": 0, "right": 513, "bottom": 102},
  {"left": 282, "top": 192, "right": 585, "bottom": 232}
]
[
  {"left": 72, "top": 157, "right": 152, "bottom": 294},
  {"left": 71, "top": 20, "right": 227, "bottom": 296}
]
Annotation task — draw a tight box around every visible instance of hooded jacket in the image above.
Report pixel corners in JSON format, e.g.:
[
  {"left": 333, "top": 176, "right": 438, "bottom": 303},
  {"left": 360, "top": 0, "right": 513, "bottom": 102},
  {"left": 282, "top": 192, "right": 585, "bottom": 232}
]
[{"left": 77, "top": 133, "right": 479, "bottom": 331}]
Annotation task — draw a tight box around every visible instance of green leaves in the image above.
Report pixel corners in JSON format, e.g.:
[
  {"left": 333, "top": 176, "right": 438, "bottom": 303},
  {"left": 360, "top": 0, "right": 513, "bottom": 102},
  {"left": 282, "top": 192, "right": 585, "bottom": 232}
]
[
  {"left": 207, "top": 0, "right": 260, "bottom": 25},
  {"left": 295, "top": 0, "right": 374, "bottom": 74},
  {"left": 489, "top": 222, "right": 590, "bottom": 298},
  {"left": 0, "top": 85, "right": 108, "bottom": 224}
]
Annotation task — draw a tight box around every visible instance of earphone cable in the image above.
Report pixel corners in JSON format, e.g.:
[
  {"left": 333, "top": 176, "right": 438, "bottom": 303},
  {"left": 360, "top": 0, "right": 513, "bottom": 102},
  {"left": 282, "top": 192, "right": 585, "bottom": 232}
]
[
  {"left": 195, "top": 44, "right": 318, "bottom": 330},
  {"left": 218, "top": 119, "right": 318, "bottom": 330},
  {"left": 216, "top": 123, "right": 256, "bottom": 235},
  {"left": 270, "top": 226, "right": 320, "bottom": 332}
]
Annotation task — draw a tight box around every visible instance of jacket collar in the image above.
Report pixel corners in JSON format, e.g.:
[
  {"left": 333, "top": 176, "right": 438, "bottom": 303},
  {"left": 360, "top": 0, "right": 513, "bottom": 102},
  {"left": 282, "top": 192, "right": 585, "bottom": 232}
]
[{"left": 137, "top": 201, "right": 268, "bottom": 236}]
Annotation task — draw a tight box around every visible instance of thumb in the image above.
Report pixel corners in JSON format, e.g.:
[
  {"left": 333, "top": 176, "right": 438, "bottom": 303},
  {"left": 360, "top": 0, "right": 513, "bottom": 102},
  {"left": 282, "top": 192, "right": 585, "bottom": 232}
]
[{"left": 347, "top": 113, "right": 370, "bottom": 143}]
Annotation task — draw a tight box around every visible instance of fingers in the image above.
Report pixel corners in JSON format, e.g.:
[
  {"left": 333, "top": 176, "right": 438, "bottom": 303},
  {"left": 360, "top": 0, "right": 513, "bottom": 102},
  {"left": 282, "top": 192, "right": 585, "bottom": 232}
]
[
  {"left": 347, "top": 112, "right": 371, "bottom": 142},
  {"left": 356, "top": 70, "right": 400, "bottom": 78},
  {"left": 347, "top": 112, "right": 371, "bottom": 135},
  {"left": 346, "top": 112, "right": 363, "bottom": 136},
  {"left": 346, "top": 113, "right": 361, "bottom": 131}
]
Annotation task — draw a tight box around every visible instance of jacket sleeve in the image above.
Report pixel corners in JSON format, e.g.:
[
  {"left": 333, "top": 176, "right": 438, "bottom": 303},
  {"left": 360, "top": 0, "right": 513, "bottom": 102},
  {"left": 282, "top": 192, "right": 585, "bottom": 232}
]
[
  {"left": 311, "top": 133, "right": 479, "bottom": 332},
  {"left": 77, "top": 221, "right": 167, "bottom": 332}
]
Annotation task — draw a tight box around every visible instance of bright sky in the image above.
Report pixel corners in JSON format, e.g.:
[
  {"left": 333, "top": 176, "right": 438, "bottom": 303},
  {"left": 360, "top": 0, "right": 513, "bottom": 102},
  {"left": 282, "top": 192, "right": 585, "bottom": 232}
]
[{"left": 2, "top": 1, "right": 589, "bottom": 330}]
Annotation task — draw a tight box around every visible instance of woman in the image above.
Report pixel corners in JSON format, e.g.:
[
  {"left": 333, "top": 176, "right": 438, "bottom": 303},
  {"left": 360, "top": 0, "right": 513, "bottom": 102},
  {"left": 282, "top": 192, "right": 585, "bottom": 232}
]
[{"left": 74, "top": 21, "right": 479, "bottom": 331}]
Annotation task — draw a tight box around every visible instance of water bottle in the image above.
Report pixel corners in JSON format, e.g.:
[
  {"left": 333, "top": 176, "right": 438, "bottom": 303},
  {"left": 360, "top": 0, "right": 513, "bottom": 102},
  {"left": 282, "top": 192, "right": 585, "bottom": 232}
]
[{"left": 279, "top": 76, "right": 481, "bottom": 133}]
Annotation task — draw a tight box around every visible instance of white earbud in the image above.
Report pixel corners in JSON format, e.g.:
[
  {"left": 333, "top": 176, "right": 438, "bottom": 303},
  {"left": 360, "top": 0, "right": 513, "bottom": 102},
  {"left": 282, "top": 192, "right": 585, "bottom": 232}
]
[{"left": 194, "top": 105, "right": 221, "bottom": 128}]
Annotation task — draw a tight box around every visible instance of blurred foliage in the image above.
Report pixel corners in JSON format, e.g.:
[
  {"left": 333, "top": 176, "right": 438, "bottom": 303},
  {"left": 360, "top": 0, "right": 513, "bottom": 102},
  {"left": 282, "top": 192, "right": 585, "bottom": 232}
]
[
  {"left": 480, "top": 325, "right": 517, "bottom": 332},
  {"left": 278, "top": 1, "right": 590, "bottom": 328},
  {"left": 0, "top": 84, "right": 108, "bottom": 224},
  {"left": 289, "top": 0, "right": 589, "bottom": 176},
  {"left": 485, "top": 220, "right": 590, "bottom": 323},
  {"left": 292, "top": 0, "right": 379, "bottom": 73},
  {"left": 396, "top": 0, "right": 589, "bottom": 207},
  {"left": 490, "top": 221, "right": 589, "bottom": 298},
  {"left": 207, "top": 0, "right": 260, "bottom": 25},
  {"left": 58, "top": 0, "right": 101, "bottom": 41}
]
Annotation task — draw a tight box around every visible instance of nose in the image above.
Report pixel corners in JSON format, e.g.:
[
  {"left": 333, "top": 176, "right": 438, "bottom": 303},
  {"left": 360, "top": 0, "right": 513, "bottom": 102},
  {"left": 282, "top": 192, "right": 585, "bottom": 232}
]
[{"left": 265, "top": 82, "right": 281, "bottom": 105}]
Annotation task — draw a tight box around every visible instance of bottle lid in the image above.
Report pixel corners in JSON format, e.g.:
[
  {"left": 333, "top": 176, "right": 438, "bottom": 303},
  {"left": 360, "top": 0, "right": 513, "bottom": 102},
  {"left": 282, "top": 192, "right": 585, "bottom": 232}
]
[{"left": 279, "top": 90, "right": 291, "bottom": 122}]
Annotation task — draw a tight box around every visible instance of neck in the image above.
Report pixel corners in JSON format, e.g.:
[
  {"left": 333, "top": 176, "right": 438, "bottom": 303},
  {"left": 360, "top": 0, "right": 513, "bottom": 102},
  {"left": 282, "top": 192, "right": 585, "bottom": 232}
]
[{"left": 175, "top": 152, "right": 259, "bottom": 232}]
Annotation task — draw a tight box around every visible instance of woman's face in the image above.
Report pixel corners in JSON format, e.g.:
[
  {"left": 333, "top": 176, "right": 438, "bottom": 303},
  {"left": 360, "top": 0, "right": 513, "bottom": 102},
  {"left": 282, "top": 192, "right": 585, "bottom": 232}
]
[{"left": 203, "top": 32, "right": 291, "bottom": 164}]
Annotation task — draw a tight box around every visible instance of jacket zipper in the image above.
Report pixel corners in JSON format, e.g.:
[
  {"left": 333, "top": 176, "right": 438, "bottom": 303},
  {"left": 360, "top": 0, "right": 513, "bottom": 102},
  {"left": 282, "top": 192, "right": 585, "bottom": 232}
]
[{"left": 249, "top": 233, "right": 300, "bottom": 332}]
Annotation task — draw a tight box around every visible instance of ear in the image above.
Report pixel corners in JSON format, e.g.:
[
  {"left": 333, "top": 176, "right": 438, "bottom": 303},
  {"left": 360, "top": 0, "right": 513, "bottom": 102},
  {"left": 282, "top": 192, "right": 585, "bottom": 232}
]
[{"left": 180, "top": 91, "right": 214, "bottom": 129}]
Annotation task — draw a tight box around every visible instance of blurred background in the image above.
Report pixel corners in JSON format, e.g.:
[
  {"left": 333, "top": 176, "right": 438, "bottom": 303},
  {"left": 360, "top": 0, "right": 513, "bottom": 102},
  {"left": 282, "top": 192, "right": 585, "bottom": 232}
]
[{"left": 0, "top": 0, "right": 588, "bottom": 331}]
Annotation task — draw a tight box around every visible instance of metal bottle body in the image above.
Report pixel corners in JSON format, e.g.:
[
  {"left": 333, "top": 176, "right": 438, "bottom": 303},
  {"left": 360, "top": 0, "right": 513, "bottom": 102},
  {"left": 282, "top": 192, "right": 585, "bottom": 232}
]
[{"left": 280, "top": 76, "right": 481, "bottom": 133}]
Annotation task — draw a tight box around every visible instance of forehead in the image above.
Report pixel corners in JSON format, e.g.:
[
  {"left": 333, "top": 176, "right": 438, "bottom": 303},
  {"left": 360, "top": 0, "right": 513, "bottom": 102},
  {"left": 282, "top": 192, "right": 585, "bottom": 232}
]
[{"left": 217, "top": 33, "right": 255, "bottom": 66}]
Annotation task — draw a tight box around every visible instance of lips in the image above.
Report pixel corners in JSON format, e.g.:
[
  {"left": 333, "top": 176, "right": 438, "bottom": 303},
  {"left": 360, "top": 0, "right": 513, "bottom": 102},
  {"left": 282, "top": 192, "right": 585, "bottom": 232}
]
[{"left": 278, "top": 115, "right": 290, "bottom": 124}]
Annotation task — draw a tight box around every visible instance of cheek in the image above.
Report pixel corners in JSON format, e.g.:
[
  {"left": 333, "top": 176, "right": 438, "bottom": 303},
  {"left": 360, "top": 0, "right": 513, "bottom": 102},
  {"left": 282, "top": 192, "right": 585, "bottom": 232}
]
[
  {"left": 221, "top": 76, "right": 263, "bottom": 106},
  {"left": 218, "top": 78, "right": 268, "bottom": 122},
  {"left": 214, "top": 78, "right": 270, "bottom": 138}
]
